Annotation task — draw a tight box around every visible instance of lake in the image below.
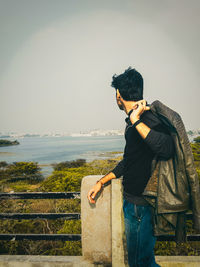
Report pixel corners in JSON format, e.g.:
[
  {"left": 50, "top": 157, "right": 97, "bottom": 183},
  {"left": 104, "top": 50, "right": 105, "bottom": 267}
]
[{"left": 0, "top": 136, "right": 125, "bottom": 177}]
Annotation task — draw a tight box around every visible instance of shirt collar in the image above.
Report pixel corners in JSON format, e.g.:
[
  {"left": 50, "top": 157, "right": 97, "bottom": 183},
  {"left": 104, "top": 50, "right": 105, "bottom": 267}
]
[
  {"left": 125, "top": 109, "right": 134, "bottom": 125},
  {"left": 125, "top": 116, "right": 131, "bottom": 125}
]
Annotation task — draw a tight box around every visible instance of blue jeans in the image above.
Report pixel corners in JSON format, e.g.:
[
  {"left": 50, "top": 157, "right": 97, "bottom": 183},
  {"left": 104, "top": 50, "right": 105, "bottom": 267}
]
[{"left": 123, "top": 198, "right": 161, "bottom": 267}]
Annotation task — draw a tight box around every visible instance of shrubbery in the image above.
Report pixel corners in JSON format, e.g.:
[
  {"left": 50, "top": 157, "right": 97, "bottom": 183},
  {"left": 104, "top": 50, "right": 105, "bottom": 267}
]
[
  {"left": 194, "top": 136, "right": 200, "bottom": 144},
  {"left": 0, "top": 161, "right": 43, "bottom": 181},
  {"left": 52, "top": 159, "right": 86, "bottom": 171}
]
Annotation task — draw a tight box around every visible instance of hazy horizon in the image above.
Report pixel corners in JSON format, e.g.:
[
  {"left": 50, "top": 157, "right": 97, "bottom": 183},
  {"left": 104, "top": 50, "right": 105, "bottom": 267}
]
[{"left": 1, "top": 0, "right": 200, "bottom": 133}]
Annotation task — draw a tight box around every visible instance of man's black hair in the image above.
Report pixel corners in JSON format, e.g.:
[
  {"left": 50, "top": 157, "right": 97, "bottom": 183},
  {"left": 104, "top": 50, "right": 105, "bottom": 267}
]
[{"left": 111, "top": 67, "right": 143, "bottom": 101}]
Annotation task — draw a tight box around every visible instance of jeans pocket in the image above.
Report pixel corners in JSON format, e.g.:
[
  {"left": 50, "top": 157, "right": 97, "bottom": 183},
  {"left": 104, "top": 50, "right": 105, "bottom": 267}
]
[
  {"left": 134, "top": 204, "right": 143, "bottom": 221},
  {"left": 135, "top": 205, "right": 148, "bottom": 221}
]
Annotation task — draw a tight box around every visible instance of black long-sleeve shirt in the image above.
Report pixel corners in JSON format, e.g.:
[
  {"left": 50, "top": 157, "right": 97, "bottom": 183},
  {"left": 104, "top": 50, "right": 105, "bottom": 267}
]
[{"left": 111, "top": 110, "right": 175, "bottom": 197}]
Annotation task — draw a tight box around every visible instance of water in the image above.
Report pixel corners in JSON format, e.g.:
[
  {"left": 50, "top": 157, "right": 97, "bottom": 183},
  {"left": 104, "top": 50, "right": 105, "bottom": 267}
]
[{"left": 0, "top": 136, "right": 125, "bottom": 177}]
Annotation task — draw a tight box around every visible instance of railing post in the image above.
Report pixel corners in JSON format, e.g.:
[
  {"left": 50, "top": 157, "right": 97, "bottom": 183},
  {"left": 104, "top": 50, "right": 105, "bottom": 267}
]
[
  {"left": 81, "top": 175, "right": 112, "bottom": 265},
  {"left": 81, "top": 176, "right": 128, "bottom": 266}
]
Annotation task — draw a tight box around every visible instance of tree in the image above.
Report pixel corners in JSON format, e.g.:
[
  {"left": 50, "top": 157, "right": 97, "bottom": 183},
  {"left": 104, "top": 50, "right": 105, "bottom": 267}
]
[
  {"left": 51, "top": 159, "right": 86, "bottom": 171},
  {"left": 6, "top": 162, "right": 44, "bottom": 182}
]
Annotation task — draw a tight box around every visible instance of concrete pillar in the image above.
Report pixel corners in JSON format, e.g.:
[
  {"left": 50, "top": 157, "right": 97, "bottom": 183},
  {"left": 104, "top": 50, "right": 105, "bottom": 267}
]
[
  {"left": 81, "top": 175, "right": 112, "bottom": 265},
  {"left": 81, "top": 176, "right": 128, "bottom": 266}
]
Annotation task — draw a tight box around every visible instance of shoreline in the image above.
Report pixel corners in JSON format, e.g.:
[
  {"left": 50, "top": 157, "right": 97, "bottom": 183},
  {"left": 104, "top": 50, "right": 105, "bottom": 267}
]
[{"left": 38, "top": 151, "right": 123, "bottom": 178}]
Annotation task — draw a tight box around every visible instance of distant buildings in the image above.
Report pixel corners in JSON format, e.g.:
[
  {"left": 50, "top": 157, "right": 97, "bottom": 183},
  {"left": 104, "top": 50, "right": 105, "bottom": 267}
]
[
  {"left": 0, "top": 128, "right": 199, "bottom": 140},
  {"left": 71, "top": 129, "right": 124, "bottom": 137}
]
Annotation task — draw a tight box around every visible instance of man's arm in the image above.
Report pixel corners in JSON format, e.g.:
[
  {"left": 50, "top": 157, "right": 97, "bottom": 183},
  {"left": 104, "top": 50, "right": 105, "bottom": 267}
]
[
  {"left": 132, "top": 120, "right": 175, "bottom": 160},
  {"left": 143, "top": 123, "right": 175, "bottom": 160},
  {"left": 111, "top": 158, "right": 125, "bottom": 178},
  {"left": 130, "top": 101, "right": 175, "bottom": 160}
]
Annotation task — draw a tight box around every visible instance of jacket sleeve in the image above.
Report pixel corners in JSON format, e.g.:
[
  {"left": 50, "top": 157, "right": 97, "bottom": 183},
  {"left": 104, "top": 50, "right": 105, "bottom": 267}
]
[
  {"left": 174, "top": 113, "right": 200, "bottom": 232},
  {"left": 144, "top": 123, "right": 175, "bottom": 160},
  {"left": 111, "top": 158, "right": 125, "bottom": 178}
]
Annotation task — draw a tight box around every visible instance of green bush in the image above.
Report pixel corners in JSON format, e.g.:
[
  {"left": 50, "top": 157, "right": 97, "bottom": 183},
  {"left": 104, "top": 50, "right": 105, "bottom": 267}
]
[
  {"left": 7, "top": 161, "right": 41, "bottom": 176},
  {"left": 52, "top": 159, "right": 86, "bottom": 171},
  {"left": 194, "top": 136, "right": 200, "bottom": 144}
]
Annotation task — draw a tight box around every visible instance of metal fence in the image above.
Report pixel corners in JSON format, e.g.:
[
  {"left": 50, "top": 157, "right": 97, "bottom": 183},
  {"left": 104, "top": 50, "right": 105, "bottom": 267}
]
[
  {"left": 0, "top": 192, "right": 81, "bottom": 241},
  {"left": 0, "top": 192, "right": 199, "bottom": 242}
]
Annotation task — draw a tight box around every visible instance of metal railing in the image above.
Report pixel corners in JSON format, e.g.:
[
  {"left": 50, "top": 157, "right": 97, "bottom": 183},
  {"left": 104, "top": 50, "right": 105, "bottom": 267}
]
[
  {"left": 0, "top": 192, "right": 199, "bottom": 242},
  {"left": 0, "top": 192, "right": 81, "bottom": 241}
]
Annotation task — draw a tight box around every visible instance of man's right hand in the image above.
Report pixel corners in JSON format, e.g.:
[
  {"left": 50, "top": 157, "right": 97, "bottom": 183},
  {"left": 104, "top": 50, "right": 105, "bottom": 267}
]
[
  {"left": 87, "top": 182, "right": 102, "bottom": 204},
  {"left": 87, "top": 172, "right": 116, "bottom": 204}
]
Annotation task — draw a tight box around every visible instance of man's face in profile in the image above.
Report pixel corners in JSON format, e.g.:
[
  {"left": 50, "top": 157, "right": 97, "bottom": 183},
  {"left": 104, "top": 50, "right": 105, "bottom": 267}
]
[{"left": 116, "top": 90, "right": 124, "bottom": 110}]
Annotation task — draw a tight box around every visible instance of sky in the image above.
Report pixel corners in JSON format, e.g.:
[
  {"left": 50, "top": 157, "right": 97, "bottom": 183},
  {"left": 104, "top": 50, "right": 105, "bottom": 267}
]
[{"left": 0, "top": 0, "right": 200, "bottom": 134}]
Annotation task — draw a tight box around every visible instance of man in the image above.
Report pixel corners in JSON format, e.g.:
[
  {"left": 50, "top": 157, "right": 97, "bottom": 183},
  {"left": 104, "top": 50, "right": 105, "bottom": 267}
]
[{"left": 87, "top": 67, "right": 175, "bottom": 267}]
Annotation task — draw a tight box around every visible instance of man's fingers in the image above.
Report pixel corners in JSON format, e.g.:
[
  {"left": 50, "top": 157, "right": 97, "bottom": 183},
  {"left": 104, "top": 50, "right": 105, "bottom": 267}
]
[
  {"left": 91, "top": 191, "right": 96, "bottom": 199},
  {"left": 137, "top": 100, "right": 150, "bottom": 111},
  {"left": 142, "top": 100, "right": 146, "bottom": 110},
  {"left": 133, "top": 104, "right": 138, "bottom": 110},
  {"left": 87, "top": 189, "right": 94, "bottom": 200},
  {"left": 135, "top": 100, "right": 145, "bottom": 107},
  {"left": 140, "top": 100, "right": 146, "bottom": 106},
  {"left": 136, "top": 101, "right": 145, "bottom": 114},
  {"left": 87, "top": 189, "right": 97, "bottom": 203}
]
